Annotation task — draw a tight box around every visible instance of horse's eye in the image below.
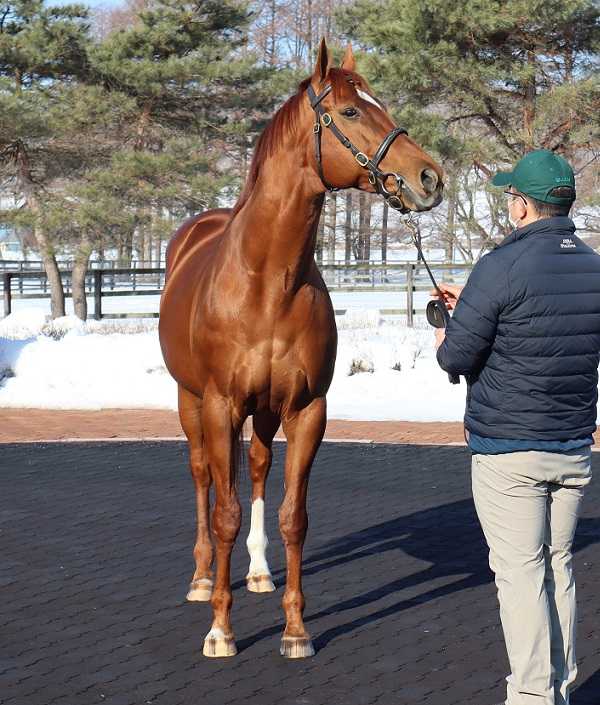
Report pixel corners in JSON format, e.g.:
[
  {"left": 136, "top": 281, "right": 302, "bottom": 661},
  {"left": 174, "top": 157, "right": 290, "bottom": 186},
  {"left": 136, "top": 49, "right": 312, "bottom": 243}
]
[{"left": 342, "top": 107, "right": 359, "bottom": 118}]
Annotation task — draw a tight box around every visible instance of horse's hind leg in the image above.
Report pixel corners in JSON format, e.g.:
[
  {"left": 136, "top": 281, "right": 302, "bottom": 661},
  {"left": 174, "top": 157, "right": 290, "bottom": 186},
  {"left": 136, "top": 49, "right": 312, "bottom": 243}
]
[
  {"left": 202, "top": 390, "right": 243, "bottom": 658},
  {"left": 178, "top": 385, "right": 213, "bottom": 602},
  {"left": 279, "top": 396, "right": 326, "bottom": 659},
  {"left": 246, "top": 410, "right": 280, "bottom": 593}
]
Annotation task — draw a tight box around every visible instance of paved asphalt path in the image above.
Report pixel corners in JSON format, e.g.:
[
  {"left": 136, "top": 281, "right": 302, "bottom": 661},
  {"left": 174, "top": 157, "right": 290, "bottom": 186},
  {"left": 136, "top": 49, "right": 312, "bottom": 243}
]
[{"left": 1, "top": 442, "right": 599, "bottom": 705}]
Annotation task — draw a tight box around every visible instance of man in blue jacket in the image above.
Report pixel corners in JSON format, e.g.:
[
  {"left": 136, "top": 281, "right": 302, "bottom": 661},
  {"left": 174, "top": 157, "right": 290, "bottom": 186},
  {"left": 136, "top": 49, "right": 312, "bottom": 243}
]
[{"left": 434, "top": 150, "right": 600, "bottom": 705}]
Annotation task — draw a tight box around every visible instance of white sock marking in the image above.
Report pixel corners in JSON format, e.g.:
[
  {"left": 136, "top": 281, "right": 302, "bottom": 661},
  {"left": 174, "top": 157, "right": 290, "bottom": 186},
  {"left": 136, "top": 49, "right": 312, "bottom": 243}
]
[{"left": 246, "top": 498, "right": 271, "bottom": 577}]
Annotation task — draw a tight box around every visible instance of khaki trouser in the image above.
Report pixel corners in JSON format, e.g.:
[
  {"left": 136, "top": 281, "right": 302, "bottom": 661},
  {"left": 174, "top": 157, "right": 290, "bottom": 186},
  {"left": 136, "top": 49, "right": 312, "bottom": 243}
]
[{"left": 471, "top": 448, "right": 592, "bottom": 705}]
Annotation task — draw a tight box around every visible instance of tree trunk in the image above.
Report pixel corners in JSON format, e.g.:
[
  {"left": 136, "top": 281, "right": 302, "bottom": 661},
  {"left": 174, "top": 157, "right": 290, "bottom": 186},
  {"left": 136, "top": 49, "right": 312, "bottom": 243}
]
[
  {"left": 327, "top": 193, "right": 337, "bottom": 264},
  {"left": 155, "top": 232, "right": 163, "bottom": 267},
  {"left": 381, "top": 201, "right": 388, "bottom": 264},
  {"left": 35, "top": 226, "right": 66, "bottom": 319},
  {"left": 71, "top": 237, "right": 92, "bottom": 321},
  {"left": 364, "top": 197, "right": 372, "bottom": 261},
  {"left": 269, "top": 0, "right": 276, "bottom": 66},
  {"left": 17, "top": 153, "right": 65, "bottom": 317},
  {"left": 523, "top": 50, "right": 536, "bottom": 149},
  {"left": 344, "top": 191, "right": 352, "bottom": 264},
  {"left": 357, "top": 193, "right": 371, "bottom": 263},
  {"left": 307, "top": 0, "right": 313, "bottom": 64},
  {"left": 316, "top": 209, "right": 324, "bottom": 264},
  {"left": 122, "top": 229, "right": 134, "bottom": 267},
  {"left": 138, "top": 226, "right": 146, "bottom": 265},
  {"left": 445, "top": 181, "right": 456, "bottom": 263}
]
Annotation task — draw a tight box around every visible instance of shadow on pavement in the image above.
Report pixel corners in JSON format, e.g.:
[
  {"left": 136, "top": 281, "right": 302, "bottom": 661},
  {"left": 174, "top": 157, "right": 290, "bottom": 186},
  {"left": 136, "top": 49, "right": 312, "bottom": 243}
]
[
  {"left": 573, "top": 668, "right": 600, "bottom": 704},
  {"left": 239, "top": 496, "right": 600, "bottom": 653}
]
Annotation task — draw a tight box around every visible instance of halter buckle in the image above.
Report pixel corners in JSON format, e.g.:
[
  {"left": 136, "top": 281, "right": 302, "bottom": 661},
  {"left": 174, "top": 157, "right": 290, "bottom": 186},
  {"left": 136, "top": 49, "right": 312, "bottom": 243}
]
[
  {"left": 313, "top": 122, "right": 321, "bottom": 134},
  {"left": 368, "top": 172, "right": 376, "bottom": 186},
  {"left": 321, "top": 113, "right": 332, "bottom": 127},
  {"left": 355, "top": 152, "right": 369, "bottom": 167}
]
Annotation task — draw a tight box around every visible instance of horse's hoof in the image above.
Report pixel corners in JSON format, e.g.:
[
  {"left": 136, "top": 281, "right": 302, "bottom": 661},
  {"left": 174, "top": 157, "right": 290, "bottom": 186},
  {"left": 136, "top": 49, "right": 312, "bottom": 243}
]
[
  {"left": 280, "top": 636, "right": 315, "bottom": 659},
  {"left": 203, "top": 629, "right": 237, "bottom": 658},
  {"left": 186, "top": 578, "right": 212, "bottom": 602},
  {"left": 246, "top": 574, "right": 276, "bottom": 593}
]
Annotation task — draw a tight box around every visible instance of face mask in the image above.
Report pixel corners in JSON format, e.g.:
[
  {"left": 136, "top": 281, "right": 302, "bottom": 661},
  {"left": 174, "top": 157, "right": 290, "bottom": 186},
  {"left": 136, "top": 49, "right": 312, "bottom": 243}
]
[
  {"left": 509, "top": 214, "right": 522, "bottom": 228},
  {"left": 508, "top": 200, "right": 525, "bottom": 228}
]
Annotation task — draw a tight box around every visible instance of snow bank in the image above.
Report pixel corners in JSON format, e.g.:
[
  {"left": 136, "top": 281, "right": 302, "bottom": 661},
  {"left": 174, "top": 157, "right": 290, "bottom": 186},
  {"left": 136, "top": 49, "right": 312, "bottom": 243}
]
[
  {"left": 0, "top": 309, "right": 467, "bottom": 420},
  {"left": 0, "top": 311, "right": 174, "bottom": 410}
]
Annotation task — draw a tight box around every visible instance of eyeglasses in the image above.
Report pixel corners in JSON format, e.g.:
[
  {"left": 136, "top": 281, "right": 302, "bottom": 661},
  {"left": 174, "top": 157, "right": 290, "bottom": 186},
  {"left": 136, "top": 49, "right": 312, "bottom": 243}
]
[{"left": 503, "top": 190, "right": 528, "bottom": 207}]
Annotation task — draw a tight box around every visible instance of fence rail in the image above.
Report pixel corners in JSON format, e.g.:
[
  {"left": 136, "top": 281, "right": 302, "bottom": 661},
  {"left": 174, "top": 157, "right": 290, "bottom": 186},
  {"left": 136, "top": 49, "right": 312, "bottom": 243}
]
[{"left": 1, "top": 262, "right": 474, "bottom": 325}]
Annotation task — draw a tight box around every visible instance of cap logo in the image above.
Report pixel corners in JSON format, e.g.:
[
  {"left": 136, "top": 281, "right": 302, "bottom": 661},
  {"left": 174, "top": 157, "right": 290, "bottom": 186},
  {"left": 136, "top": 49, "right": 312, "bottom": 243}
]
[{"left": 560, "top": 238, "right": 576, "bottom": 249}]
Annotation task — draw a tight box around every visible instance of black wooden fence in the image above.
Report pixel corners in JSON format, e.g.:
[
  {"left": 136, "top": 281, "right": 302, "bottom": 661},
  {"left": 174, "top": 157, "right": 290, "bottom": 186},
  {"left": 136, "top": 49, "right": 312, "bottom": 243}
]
[{"left": 1, "top": 263, "right": 473, "bottom": 325}]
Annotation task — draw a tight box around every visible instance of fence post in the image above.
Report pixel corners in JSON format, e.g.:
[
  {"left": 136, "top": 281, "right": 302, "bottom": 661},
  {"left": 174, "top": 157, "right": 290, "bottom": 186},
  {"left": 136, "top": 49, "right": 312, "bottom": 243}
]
[
  {"left": 406, "top": 263, "right": 414, "bottom": 327},
  {"left": 3, "top": 273, "right": 12, "bottom": 317},
  {"left": 93, "top": 270, "right": 102, "bottom": 320}
]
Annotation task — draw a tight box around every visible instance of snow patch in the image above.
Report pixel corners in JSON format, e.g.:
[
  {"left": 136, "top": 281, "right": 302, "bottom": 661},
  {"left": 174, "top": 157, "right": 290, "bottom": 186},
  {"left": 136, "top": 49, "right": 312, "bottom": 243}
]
[{"left": 0, "top": 307, "right": 467, "bottom": 420}]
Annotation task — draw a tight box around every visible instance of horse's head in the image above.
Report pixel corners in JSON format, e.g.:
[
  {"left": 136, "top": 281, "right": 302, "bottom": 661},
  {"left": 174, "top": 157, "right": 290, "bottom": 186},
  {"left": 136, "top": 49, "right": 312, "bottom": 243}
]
[{"left": 307, "top": 39, "right": 443, "bottom": 212}]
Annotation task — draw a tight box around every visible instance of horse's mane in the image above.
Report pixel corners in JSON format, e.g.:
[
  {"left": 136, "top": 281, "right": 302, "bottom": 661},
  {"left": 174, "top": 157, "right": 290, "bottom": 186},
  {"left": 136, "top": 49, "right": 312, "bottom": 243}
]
[
  {"left": 231, "top": 70, "right": 352, "bottom": 217},
  {"left": 231, "top": 77, "right": 311, "bottom": 217}
]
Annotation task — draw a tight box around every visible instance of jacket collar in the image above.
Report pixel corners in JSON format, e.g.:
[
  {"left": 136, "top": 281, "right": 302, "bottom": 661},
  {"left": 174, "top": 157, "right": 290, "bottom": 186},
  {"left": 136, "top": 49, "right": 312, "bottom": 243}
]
[{"left": 494, "top": 216, "right": 575, "bottom": 250}]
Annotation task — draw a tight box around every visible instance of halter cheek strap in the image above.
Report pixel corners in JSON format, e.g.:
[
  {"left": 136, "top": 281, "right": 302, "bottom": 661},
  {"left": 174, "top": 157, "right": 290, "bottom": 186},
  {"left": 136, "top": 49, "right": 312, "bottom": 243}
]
[{"left": 306, "top": 83, "right": 409, "bottom": 212}]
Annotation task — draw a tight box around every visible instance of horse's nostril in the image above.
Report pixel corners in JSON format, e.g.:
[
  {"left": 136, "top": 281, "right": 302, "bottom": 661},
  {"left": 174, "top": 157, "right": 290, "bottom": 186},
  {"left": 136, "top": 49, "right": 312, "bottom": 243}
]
[{"left": 420, "top": 168, "right": 438, "bottom": 194}]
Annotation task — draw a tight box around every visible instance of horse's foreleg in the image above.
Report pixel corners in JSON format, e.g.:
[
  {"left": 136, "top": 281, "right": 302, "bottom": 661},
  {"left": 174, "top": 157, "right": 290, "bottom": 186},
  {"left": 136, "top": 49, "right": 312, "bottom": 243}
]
[
  {"left": 246, "top": 410, "right": 280, "bottom": 593},
  {"left": 279, "top": 396, "right": 326, "bottom": 659},
  {"left": 178, "top": 386, "right": 213, "bottom": 602},
  {"left": 202, "top": 391, "right": 242, "bottom": 658}
]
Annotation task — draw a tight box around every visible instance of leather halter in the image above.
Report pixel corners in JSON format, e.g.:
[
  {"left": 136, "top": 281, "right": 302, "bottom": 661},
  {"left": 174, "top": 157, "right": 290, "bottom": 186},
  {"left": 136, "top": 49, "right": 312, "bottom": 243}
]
[{"left": 307, "top": 83, "right": 410, "bottom": 212}]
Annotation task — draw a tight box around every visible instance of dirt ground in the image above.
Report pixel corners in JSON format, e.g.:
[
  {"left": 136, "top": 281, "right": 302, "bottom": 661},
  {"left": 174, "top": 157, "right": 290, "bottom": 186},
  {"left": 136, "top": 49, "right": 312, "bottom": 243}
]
[
  {"left": 3, "top": 408, "right": 597, "bottom": 447},
  {"left": 0, "top": 408, "right": 469, "bottom": 445}
]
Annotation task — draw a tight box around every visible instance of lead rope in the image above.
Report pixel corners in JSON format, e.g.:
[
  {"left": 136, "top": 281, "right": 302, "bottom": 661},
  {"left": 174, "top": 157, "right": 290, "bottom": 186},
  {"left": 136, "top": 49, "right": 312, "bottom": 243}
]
[
  {"left": 403, "top": 213, "right": 443, "bottom": 297},
  {"left": 403, "top": 214, "right": 461, "bottom": 387}
]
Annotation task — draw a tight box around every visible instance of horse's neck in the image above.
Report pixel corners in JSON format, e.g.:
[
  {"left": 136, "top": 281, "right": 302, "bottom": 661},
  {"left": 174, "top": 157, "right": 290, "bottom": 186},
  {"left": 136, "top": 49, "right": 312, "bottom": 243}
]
[{"left": 228, "top": 154, "right": 325, "bottom": 286}]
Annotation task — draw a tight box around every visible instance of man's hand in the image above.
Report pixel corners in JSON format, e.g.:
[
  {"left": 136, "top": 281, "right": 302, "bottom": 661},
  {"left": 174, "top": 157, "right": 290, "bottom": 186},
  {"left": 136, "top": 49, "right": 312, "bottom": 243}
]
[
  {"left": 434, "top": 327, "right": 446, "bottom": 349},
  {"left": 429, "top": 282, "right": 463, "bottom": 311}
]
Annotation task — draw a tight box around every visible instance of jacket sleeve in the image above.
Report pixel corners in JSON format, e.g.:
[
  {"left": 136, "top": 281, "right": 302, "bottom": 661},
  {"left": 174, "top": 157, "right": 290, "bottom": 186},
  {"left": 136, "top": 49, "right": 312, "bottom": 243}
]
[{"left": 436, "top": 253, "right": 509, "bottom": 377}]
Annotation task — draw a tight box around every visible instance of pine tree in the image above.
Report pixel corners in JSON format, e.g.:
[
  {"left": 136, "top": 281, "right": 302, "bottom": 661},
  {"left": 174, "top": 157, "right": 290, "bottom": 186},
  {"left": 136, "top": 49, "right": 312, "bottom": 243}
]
[
  {"left": 88, "top": 0, "right": 275, "bottom": 270},
  {"left": 338, "top": 0, "right": 600, "bottom": 252},
  {"left": 339, "top": 0, "right": 598, "bottom": 156},
  {"left": 0, "top": 1, "right": 93, "bottom": 317}
]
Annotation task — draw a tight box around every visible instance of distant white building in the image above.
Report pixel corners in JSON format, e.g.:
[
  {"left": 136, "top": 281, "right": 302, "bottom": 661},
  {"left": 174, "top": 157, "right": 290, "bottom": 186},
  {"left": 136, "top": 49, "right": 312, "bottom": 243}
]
[
  {"left": 0, "top": 191, "right": 24, "bottom": 261},
  {"left": 0, "top": 227, "right": 22, "bottom": 260}
]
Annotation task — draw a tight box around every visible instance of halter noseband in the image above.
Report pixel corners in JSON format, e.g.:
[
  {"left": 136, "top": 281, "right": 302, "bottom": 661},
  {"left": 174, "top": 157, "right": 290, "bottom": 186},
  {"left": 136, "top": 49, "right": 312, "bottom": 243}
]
[{"left": 307, "top": 83, "right": 410, "bottom": 213}]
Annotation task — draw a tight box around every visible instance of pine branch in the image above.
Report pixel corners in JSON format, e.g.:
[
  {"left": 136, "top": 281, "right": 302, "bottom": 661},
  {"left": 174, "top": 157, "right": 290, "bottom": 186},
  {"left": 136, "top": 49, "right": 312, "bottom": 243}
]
[{"left": 574, "top": 152, "right": 600, "bottom": 176}]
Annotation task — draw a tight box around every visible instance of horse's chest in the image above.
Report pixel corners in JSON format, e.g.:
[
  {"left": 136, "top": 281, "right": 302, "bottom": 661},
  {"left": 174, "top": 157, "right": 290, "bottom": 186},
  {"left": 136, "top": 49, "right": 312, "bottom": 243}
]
[{"left": 192, "top": 283, "right": 336, "bottom": 407}]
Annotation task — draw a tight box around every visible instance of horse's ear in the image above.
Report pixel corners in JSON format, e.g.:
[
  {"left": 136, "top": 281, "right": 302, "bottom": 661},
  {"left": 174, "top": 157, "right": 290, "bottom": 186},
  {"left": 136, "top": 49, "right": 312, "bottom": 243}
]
[
  {"left": 313, "top": 37, "right": 332, "bottom": 83},
  {"left": 341, "top": 44, "right": 356, "bottom": 72}
]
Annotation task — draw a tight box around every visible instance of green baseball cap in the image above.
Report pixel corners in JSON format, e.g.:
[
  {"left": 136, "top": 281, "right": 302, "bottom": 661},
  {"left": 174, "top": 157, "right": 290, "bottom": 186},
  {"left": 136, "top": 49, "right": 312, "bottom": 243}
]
[{"left": 491, "top": 149, "right": 576, "bottom": 205}]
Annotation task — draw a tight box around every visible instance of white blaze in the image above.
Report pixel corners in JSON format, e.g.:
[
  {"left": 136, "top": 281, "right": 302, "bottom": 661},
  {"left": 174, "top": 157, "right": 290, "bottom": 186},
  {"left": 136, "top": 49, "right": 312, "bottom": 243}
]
[
  {"left": 246, "top": 499, "right": 271, "bottom": 577},
  {"left": 357, "top": 88, "right": 381, "bottom": 109}
]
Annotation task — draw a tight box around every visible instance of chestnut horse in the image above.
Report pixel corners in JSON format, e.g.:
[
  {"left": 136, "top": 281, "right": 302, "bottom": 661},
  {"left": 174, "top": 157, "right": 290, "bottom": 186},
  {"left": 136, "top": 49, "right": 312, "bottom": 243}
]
[{"left": 159, "top": 39, "right": 443, "bottom": 659}]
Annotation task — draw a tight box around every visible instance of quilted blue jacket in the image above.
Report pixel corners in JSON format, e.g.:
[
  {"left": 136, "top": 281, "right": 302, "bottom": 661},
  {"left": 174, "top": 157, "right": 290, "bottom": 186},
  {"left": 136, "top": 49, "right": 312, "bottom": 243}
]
[{"left": 436, "top": 216, "right": 600, "bottom": 441}]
